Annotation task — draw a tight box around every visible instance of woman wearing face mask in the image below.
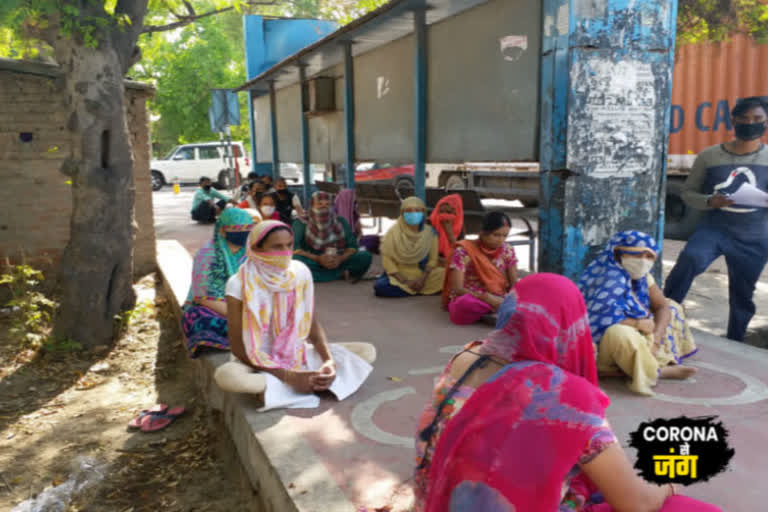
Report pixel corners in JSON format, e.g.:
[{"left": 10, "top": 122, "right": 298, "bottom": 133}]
[
  {"left": 375, "top": 197, "right": 446, "bottom": 297},
  {"left": 181, "top": 208, "right": 255, "bottom": 357},
  {"left": 256, "top": 193, "right": 281, "bottom": 221},
  {"left": 442, "top": 211, "right": 518, "bottom": 325},
  {"left": 429, "top": 194, "right": 464, "bottom": 264},
  {"left": 579, "top": 231, "right": 697, "bottom": 396},
  {"left": 293, "top": 191, "right": 372, "bottom": 282},
  {"left": 212, "top": 221, "right": 376, "bottom": 410}
]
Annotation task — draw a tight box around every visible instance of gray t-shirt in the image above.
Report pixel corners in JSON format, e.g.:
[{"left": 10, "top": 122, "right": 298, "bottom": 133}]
[{"left": 681, "top": 143, "right": 768, "bottom": 238}]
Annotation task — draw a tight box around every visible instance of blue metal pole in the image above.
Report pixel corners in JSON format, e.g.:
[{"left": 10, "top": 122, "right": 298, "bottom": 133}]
[
  {"left": 269, "top": 81, "right": 280, "bottom": 181},
  {"left": 413, "top": 8, "right": 427, "bottom": 201},
  {"left": 342, "top": 41, "right": 356, "bottom": 189},
  {"left": 537, "top": 0, "right": 677, "bottom": 280},
  {"left": 299, "top": 64, "right": 311, "bottom": 207},
  {"left": 248, "top": 90, "right": 258, "bottom": 168}
]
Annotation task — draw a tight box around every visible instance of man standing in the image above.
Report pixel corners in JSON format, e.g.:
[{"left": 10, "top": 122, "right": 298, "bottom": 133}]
[
  {"left": 191, "top": 177, "right": 232, "bottom": 223},
  {"left": 664, "top": 97, "right": 768, "bottom": 341}
]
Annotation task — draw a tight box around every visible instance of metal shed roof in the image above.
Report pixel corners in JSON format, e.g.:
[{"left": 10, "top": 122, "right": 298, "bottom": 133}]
[{"left": 235, "top": 0, "right": 492, "bottom": 95}]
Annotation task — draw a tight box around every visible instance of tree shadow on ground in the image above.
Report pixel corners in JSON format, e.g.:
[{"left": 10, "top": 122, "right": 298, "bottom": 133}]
[
  {"left": 0, "top": 328, "right": 115, "bottom": 435},
  {"left": 68, "top": 277, "right": 258, "bottom": 511},
  {"left": 744, "top": 327, "right": 768, "bottom": 349}
]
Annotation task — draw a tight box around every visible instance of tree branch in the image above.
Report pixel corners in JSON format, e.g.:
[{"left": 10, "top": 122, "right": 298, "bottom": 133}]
[
  {"left": 114, "top": 0, "right": 150, "bottom": 73},
  {"left": 141, "top": 1, "right": 278, "bottom": 34}
]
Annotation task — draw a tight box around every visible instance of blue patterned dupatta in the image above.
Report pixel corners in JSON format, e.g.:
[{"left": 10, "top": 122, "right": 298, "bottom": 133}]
[{"left": 578, "top": 231, "right": 659, "bottom": 345}]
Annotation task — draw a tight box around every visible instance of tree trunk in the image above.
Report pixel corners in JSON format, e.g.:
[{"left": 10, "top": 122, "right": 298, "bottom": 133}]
[{"left": 53, "top": 41, "right": 137, "bottom": 347}]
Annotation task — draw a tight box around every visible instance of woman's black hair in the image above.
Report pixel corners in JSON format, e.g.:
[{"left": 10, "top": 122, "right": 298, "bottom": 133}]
[
  {"left": 732, "top": 96, "right": 768, "bottom": 118},
  {"left": 257, "top": 192, "right": 276, "bottom": 206},
  {"left": 256, "top": 225, "right": 292, "bottom": 248},
  {"left": 481, "top": 211, "right": 511, "bottom": 232}
]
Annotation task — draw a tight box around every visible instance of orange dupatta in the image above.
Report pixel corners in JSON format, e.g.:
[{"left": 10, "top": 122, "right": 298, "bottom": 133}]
[
  {"left": 429, "top": 194, "right": 464, "bottom": 258},
  {"left": 441, "top": 239, "right": 509, "bottom": 308}
]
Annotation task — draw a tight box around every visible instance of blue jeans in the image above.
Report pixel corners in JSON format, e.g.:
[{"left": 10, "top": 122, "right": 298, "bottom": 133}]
[
  {"left": 373, "top": 274, "right": 410, "bottom": 297},
  {"left": 663, "top": 224, "right": 768, "bottom": 341}
]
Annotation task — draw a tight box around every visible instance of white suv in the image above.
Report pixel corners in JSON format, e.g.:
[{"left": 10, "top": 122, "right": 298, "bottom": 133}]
[{"left": 150, "top": 141, "right": 251, "bottom": 191}]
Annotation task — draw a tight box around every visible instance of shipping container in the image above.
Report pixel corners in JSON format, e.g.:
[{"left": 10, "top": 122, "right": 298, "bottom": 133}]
[{"left": 668, "top": 34, "right": 768, "bottom": 168}]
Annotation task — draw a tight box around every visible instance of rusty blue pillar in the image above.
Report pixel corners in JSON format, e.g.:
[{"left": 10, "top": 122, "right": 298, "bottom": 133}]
[
  {"left": 269, "top": 81, "right": 280, "bottom": 181},
  {"left": 298, "top": 64, "right": 311, "bottom": 207},
  {"left": 538, "top": 0, "right": 678, "bottom": 280},
  {"left": 342, "top": 41, "right": 356, "bottom": 189},
  {"left": 413, "top": 7, "right": 427, "bottom": 201}
]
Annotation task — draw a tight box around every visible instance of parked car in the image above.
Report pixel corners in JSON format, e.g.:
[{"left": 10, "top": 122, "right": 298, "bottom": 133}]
[{"left": 150, "top": 141, "right": 251, "bottom": 191}]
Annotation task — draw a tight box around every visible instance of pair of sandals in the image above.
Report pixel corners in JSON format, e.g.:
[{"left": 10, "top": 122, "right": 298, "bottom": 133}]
[{"left": 128, "top": 404, "right": 185, "bottom": 432}]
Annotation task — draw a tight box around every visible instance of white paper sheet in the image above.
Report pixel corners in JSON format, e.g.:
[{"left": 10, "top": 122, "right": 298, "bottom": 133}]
[
  {"left": 726, "top": 183, "right": 768, "bottom": 207},
  {"left": 260, "top": 344, "right": 373, "bottom": 411}
]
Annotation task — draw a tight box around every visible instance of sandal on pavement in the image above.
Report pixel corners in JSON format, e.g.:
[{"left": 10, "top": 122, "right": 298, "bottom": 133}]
[{"left": 128, "top": 404, "right": 185, "bottom": 429}]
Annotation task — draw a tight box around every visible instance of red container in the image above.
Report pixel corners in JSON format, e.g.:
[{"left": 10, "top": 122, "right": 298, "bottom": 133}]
[{"left": 669, "top": 34, "right": 768, "bottom": 161}]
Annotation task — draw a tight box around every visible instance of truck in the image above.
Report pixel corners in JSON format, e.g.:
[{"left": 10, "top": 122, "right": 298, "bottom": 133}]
[{"left": 438, "top": 34, "right": 768, "bottom": 240}]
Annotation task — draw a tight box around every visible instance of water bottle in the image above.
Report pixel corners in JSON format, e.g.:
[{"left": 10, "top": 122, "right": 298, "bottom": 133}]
[{"left": 172, "top": 176, "right": 180, "bottom": 195}]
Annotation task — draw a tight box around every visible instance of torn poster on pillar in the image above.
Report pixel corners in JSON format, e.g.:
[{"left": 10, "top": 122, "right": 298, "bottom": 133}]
[{"left": 567, "top": 58, "right": 660, "bottom": 179}]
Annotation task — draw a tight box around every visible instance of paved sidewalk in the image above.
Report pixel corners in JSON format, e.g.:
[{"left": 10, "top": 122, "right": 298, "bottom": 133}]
[{"left": 154, "top": 188, "right": 768, "bottom": 512}]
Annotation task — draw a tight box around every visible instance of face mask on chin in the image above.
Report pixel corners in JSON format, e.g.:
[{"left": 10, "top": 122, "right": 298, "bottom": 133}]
[
  {"left": 621, "top": 257, "right": 654, "bottom": 280},
  {"left": 203, "top": 185, "right": 212, "bottom": 191}
]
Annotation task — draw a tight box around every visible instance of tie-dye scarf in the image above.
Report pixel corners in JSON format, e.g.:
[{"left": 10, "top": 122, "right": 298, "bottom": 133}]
[
  {"left": 424, "top": 274, "right": 610, "bottom": 512},
  {"left": 578, "top": 230, "right": 659, "bottom": 344},
  {"left": 184, "top": 207, "right": 254, "bottom": 308},
  {"left": 305, "top": 191, "right": 347, "bottom": 252},
  {"left": 238, "top": 220, "right": 314, "bottom": 369}
]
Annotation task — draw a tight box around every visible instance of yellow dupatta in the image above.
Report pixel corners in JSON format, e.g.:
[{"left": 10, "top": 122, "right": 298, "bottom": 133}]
[{"left": 381, "top": 196, "right": 434, "bottom": 265}]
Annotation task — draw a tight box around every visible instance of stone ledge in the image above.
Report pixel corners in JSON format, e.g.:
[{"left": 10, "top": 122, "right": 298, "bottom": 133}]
[{"left": 156, "top": 240, "right": 357, "bottom": 512}]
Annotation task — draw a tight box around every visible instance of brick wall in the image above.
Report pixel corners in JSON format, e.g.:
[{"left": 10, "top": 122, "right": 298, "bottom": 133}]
[{"left": 0, "top": 59, "right": 156, "bottom": 278}]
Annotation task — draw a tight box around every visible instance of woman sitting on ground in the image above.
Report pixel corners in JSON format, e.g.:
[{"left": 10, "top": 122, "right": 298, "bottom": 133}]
[
  {"left": 293, "top": 191, "right": 372, "bottom": 282},
  {"left": 579, "top": 230, "right": 697, "bottom": 396},
  {"left": 256, "top": 193, "right": 280, "bottom": 221},
  {"left": 416, "top": 274, "right": 720, "bottom": 512},
  {"left": 334, "top": 188, "right": 363, "bottom": 239},
  {"left": 274, "top": 177, "right": 305, "bottom": 223},
  {"left": 214, "top": 221, "right": 376, "bottom": 410},
  {"left": 374, "top": 197, "right": 445, "bottom": 297},
  {"left": 429, "top": 194, "right": 464, "bottom": 265},
  {"left": 442, "top": 211, "right": 518, "bottom": 325},
  {"left": 181, "top": 208, "right": 254, "bottom": 357}
]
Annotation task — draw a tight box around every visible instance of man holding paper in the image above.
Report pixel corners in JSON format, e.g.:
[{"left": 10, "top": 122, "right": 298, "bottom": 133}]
[{"left": 665, "top": 97, "right": 768, "bottom": 341}]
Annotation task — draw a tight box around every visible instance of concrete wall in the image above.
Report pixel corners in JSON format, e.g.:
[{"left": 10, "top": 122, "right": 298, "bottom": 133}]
[
  {"left": 353, "top": 34, "right": 416, "bottom": 164},
  {"left": 308, "top": 64, "right": 345, "bottom": 165},
  {"left": 0, "top": 61, "right": 156, "bottom": 278},
  {"left": 275, "top": 83, "right": 302, "bottom": 163},
  {"left": 253, "top": 93, "right": 273, "bottom": 162},
  {"left": 427, "top": 0, "right": 540, "bottom": 162}
]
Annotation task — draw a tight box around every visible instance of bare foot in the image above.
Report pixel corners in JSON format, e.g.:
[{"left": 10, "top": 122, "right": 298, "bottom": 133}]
[{"left": 659, "top": 365, "right": 697, "bottom": 380}]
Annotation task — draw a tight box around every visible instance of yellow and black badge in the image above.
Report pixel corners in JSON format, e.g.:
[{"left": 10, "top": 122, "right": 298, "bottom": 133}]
[{"left": 629, "top": 415, "right": 734, "bottom": 485}]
